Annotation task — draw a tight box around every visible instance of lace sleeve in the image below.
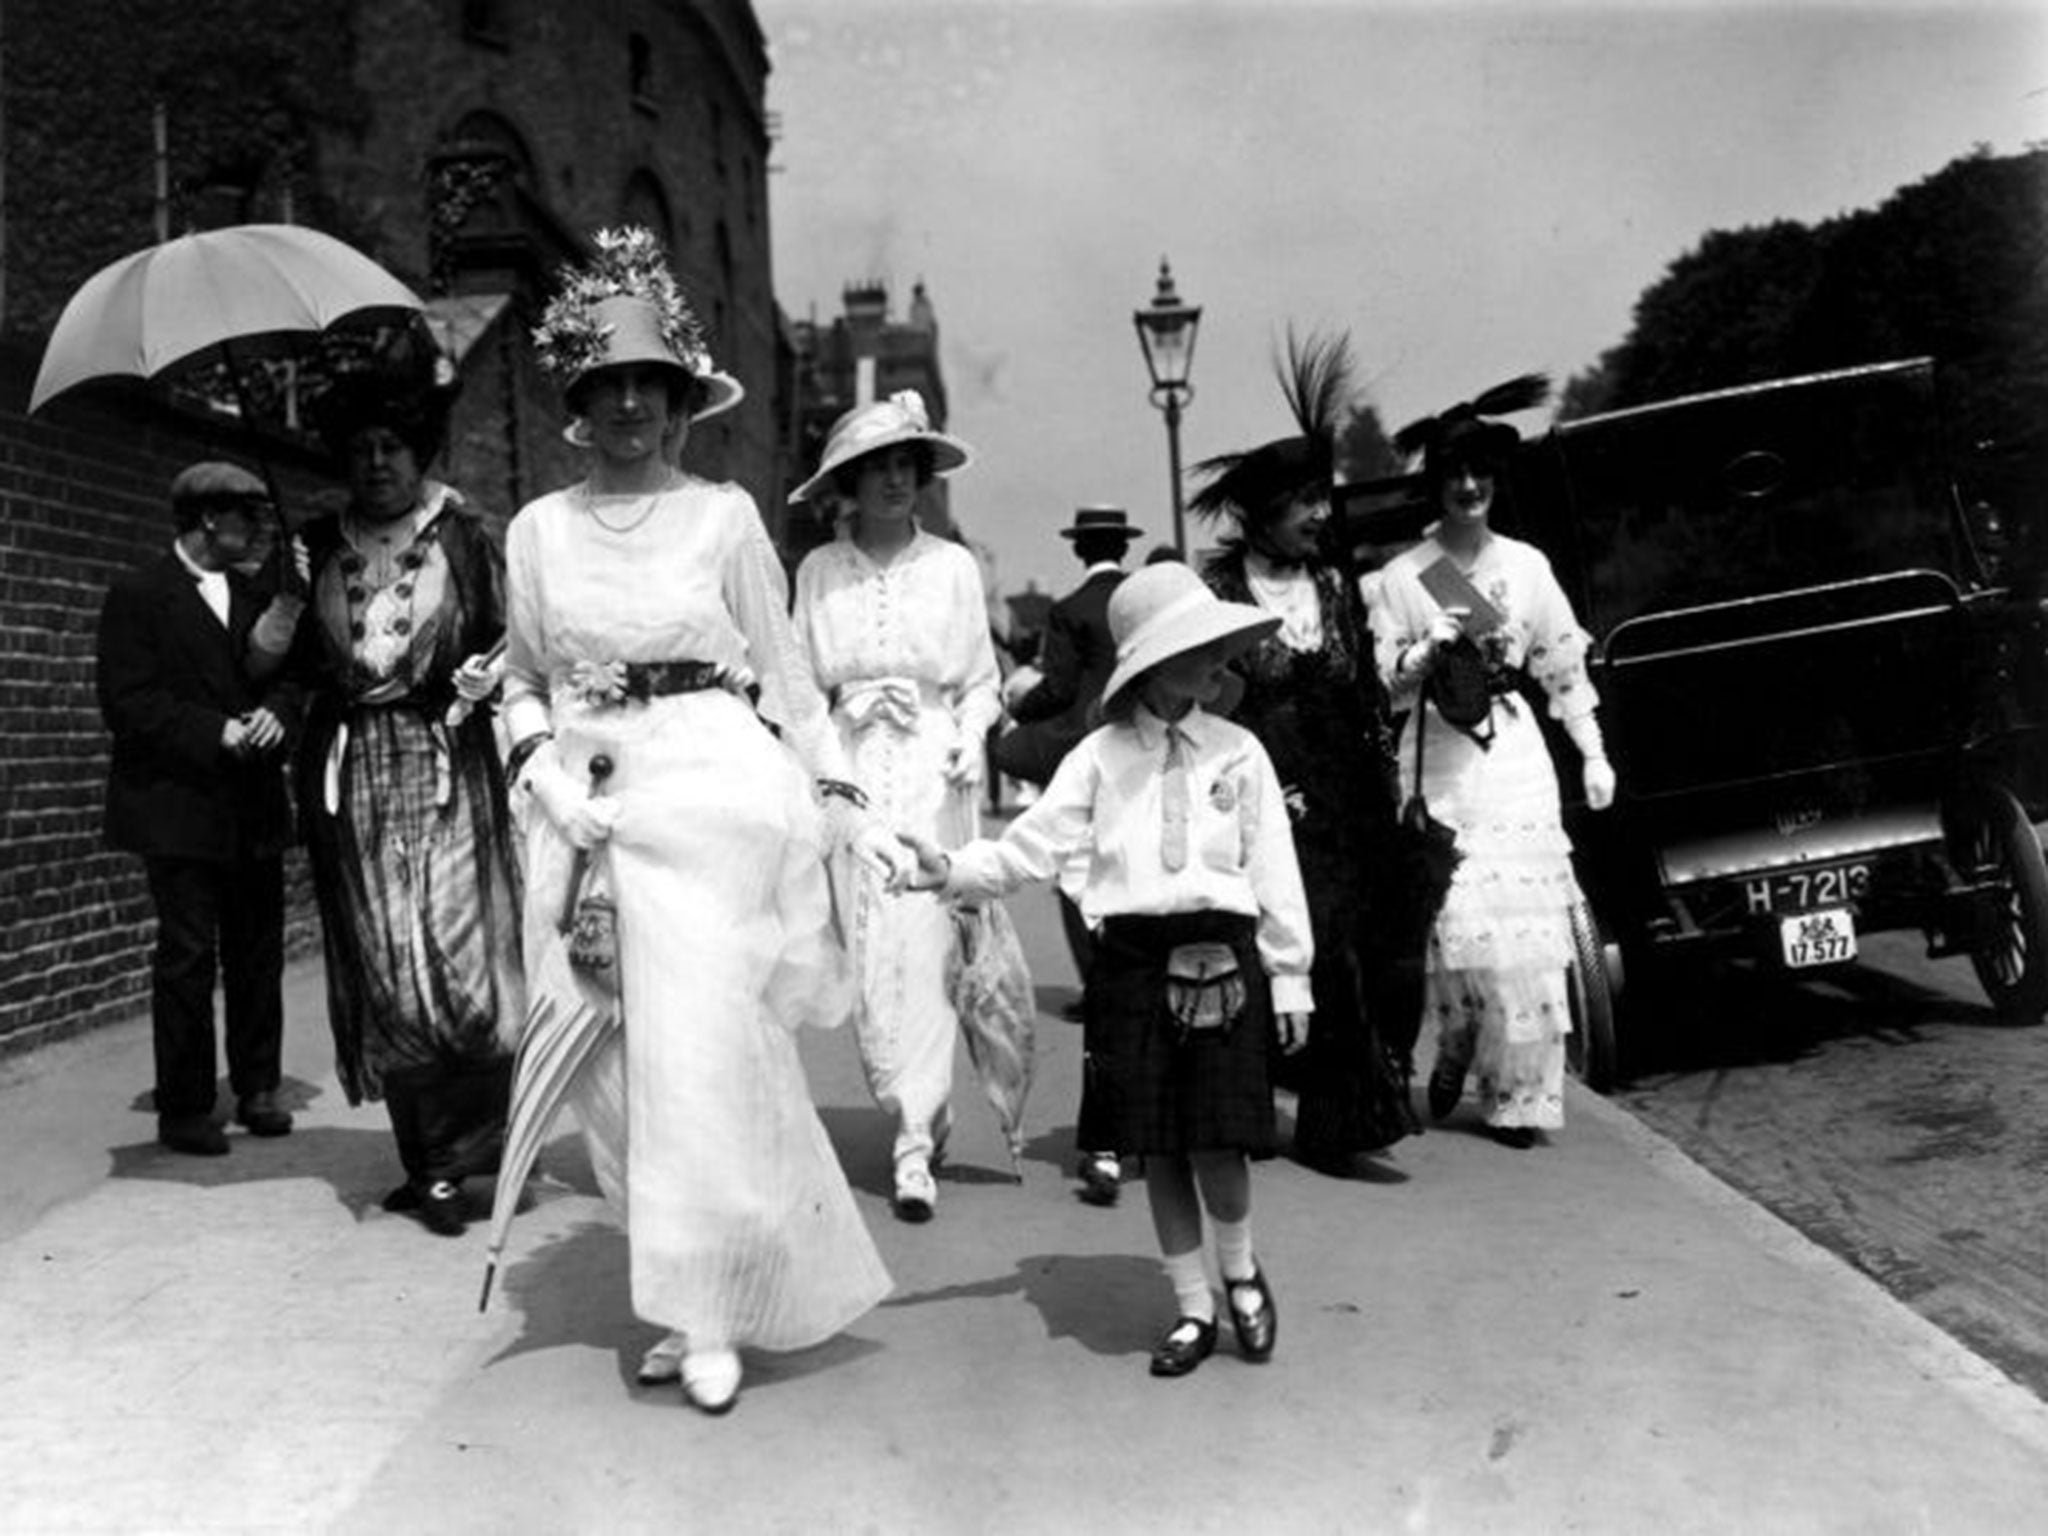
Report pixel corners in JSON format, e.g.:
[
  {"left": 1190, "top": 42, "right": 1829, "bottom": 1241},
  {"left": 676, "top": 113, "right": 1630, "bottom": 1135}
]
[
  {"left": 723, "top": 493, "right": 848, "bottom": 779},
  {"left": 500, "top": 503, "right": 554, "bottom": 743},
  {"left": 1520, "top": 547, "right": 1599, "bottom": 723}
]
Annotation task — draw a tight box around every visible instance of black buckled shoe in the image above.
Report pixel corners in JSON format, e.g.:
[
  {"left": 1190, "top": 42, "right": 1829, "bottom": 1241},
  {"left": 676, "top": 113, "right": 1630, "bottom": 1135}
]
[
  {"left": 1225, "top": 1267, "right": 1278, "bottom": 1362},
  {"left": 1148, "top": 1315, "right": 1217, "bottom": 1378},
  {"left": 1488, "top": 1125, "right": 1539, "bottom": 1150},
  {"left": 415, "top": 1179, "right": 467, "bottom": 1236}
]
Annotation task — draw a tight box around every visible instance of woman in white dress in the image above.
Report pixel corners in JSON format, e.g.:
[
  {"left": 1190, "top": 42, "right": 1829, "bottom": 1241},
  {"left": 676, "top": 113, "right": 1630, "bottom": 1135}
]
[
  {"left": 790, "top": 393, "right": 1004, "bottom": 1221},
  {"left": 1370, "top": 378, "right": 1617, "bottom": 1147},
  {"left": 502, "top": 229, "right": 893, "bottom": 1414}
]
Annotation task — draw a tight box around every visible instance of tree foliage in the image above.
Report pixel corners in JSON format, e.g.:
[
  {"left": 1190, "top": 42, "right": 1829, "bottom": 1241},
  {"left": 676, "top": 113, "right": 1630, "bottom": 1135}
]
[{"left": 1562, "top": 146, "right": 2048, "bottom": 480}]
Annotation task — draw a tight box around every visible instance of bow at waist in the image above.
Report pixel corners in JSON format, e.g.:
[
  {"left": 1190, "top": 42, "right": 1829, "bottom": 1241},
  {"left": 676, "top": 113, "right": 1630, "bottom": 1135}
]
[{"left": 834, "top": 676, "right": 949, "bottom": 732}]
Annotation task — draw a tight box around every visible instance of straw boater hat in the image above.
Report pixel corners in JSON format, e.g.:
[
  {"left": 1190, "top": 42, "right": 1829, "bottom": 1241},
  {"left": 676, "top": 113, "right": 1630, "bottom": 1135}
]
[
  {"left": 1100, "top": 562, "right": 1279, "bottom": 708},
  {"left": 1393, "top": 374, "right": 1551, "bottom": 481},
  {"left": 532, "top": 226, "right": 743, "bottom": 424},
  {"left": 787, "top": 390, "right": 972, "bottom": 504},
  {"left": 1059, "top": 505, "right": 1142, "bottom": 541}
]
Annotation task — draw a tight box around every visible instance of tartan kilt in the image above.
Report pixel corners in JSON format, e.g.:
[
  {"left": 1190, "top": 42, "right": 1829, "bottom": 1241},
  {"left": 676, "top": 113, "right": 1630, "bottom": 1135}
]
[{"left": 1078, "top": 910, "right": 1277, "bottom": 1158}]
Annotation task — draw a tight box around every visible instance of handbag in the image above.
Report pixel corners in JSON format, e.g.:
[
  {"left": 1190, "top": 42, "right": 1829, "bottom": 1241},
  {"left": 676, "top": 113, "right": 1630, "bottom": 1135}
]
[
  {"left": 1427, "top": 634, "right": 1497, "bottom": 742},
  {"left": 1165, "top": 941, "right": 1248, "bottom": 1041},
  {"left": 559, "top": 852, "right": 619, "bottom": 998}
]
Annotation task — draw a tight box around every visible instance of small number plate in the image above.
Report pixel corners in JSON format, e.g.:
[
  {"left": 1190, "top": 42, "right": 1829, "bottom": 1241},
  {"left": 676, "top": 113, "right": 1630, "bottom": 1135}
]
[{"left": 1780, "top": 908, "right": 1857, "bottom": 968}]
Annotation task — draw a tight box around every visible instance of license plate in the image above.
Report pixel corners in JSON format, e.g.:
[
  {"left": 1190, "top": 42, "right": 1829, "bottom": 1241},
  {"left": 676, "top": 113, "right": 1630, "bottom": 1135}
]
[
  {"left": 1780, "top": 909, "right": 1857, "bottom": 968},
  {"left": 1743, "top": 862, "right": 1871, "bottom": 915}
]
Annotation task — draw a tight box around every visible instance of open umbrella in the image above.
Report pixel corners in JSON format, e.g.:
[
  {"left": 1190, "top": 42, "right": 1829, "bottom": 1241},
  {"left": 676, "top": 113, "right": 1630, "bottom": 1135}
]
[
  {"left": 30, "top": 223, "right": 422, "bottom": 413},
  {"left": 946, "top": 899, "right": 1037, "bottom": 1179}
]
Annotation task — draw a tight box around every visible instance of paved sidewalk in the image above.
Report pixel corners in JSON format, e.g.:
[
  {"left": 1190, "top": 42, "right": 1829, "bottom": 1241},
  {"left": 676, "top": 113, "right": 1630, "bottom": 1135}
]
[{"left": 4, "top": 890, "right": 2048, "bottom": 1533}]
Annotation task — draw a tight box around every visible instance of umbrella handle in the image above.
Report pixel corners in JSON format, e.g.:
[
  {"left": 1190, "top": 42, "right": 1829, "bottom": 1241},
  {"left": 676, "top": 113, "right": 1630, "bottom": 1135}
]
[{"left": 556, "top": 754, "right": 616, "bottom": 934}]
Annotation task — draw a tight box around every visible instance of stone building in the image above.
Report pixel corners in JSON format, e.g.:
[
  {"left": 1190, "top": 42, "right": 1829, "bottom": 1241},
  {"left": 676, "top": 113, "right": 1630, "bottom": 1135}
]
[{"left": 0, "top": 0, "right": 783, "bottom": 1052}]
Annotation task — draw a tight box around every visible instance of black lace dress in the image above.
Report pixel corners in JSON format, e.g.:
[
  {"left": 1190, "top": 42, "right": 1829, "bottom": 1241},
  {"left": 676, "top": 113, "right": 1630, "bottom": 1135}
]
[{"left": 1205, "top": 551, "right": 1421, "bottom": 1161}]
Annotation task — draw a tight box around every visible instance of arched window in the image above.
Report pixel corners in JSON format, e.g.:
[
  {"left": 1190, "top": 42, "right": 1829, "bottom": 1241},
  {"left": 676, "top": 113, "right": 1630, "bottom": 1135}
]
[
  {"left": 622, "top": 171, "right": 674, "bottom": 253},
  {"left": 442, "top": 110, "right": 534, "bottom": 186},
  {"left": 629, "top": 33, "right": 654, "bottom": 102}
]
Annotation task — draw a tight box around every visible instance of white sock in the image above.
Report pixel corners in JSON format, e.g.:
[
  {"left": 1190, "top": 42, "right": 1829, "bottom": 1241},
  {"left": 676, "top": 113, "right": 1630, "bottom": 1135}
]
[
  {"left": 1213, "top": 1217, "right": 1255, "bottom": 1284},
  {"left": 1162, "top": 1249, "right": 1215, "bottom": 1322}
]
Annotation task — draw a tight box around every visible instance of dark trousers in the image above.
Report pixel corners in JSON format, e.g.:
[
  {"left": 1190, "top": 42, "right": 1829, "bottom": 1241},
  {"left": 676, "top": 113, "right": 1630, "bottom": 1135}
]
[{"left": 144, "top": 855, "right": 285, "bottom": 1119}]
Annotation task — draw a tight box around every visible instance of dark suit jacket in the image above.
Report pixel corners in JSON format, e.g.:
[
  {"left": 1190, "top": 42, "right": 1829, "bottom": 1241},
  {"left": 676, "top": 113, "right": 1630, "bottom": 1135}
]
[
  {"left": 96, "top": 551, "right": 298, "bottom": 861},
  {"left": 994, "top": 566, "right": 1125, "bottom": 786}
]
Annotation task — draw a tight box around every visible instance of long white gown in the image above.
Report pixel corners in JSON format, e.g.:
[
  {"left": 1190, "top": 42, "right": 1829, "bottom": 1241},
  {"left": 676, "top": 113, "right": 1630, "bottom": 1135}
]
[
  {"left": 1371, "top": 529, "right": 1598, "bottom": 1130},
  {"left": 504, "top": 476, "right": 890, "bottom": 1351},
  {"left": 793, "top": 528, "right": 1003, "bottom": 1168}
]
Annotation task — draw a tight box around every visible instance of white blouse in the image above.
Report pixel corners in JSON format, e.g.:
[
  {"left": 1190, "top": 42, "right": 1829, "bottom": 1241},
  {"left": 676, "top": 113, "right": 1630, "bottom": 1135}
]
[
  {"left": 944, "top": 705, "right": 1315, "bottom": 1015},
  {"left": 502, "top": 476, "right": 843, "bottom": 777},
  {"left": 793, "top": 528, "right": 1002, "bottom": 743},
  {"left": 1370, "top": 529, "right": 1598, "bottom": 724}
]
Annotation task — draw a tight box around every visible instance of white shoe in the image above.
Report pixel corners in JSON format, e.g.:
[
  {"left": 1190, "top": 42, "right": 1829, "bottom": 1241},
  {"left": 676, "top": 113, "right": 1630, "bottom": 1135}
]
[
  {"left": 893, "top": 1160, "right": 937, "bottom": 1223},
  {"left": 636, "top": 1331, "right": 686, "bottom": 1386},
  {"left": 682, "top": 1347, "right": 741, "bottom": 1415}
]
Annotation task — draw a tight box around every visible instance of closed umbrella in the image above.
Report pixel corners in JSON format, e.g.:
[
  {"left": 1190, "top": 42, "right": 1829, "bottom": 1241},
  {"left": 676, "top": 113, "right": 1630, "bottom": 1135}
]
[{"left": 946, "top": 900, "right": 1037, "bottom": 1179}]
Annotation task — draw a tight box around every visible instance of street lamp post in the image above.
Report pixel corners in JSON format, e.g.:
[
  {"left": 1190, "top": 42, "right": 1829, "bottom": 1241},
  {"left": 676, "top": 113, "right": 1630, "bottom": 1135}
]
[{"left": 1132, "top": 258, "right": 1202, "bottom": 556}]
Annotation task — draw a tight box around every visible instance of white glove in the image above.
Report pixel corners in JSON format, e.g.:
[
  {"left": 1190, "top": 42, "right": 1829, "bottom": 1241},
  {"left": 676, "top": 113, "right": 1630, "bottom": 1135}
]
[
  {"left": 853, "top": 824, "right": 906, "bottom": 885},
  {"left": 1583, "top": 756, "right": 1617, "bottom": 812},
  {"left": 1001, "top": 665, "right": 1043, "bottom": 708},
  {"left": 521, "top": 741, "right": 618, "bottom": 850},
  {"left": 943, "top": 742, "right": 985, "bottom": 791}
]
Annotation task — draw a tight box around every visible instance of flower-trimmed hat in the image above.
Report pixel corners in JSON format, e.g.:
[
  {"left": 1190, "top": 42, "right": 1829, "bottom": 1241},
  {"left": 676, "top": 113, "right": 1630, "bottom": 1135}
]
[
  {"left": 1394, "top": 374, "right": 1551, "bottom": 481},
  {"left": 1100, "top": 561, "right": 1279, "bottom": 708},
  {"left": 1189, "top": 329, "right": 1356, "bottom": 529},
  {"left": 787, "top": 389, "right": 972, "bottom": 503},
  {"left": 533, "top": 226, "right": 743, "bottom": 422}
]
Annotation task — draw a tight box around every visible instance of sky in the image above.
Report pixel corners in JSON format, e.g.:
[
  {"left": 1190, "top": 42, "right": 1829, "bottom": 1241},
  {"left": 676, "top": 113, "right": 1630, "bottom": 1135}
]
[{"left": 756, "top": 0, "right": 2048, "bottom": 601}]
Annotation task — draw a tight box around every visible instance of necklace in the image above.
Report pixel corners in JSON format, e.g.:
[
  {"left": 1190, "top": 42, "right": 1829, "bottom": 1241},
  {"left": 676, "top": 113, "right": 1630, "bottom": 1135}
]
[{"left": 581, "top": 471, "right": 679, "bottom": 535}]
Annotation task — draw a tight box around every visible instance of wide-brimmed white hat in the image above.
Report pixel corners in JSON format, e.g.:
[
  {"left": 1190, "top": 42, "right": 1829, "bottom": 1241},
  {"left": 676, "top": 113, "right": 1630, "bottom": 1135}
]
[
  {"left": 1100, "top": 562, "right": 1279, "bottom": 707},
  {"left": 533, "top": 227, "right": 743, "bottom": 423},
  {"left": 788, "top": 389, "right": 972, "bottom": 503}
]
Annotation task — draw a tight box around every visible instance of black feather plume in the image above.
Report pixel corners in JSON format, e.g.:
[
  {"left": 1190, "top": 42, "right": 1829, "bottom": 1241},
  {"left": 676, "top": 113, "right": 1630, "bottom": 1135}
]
[
  {"left": 1277, "top": 327, "right": 1355, "bottom": 444},
  {"left": 1189, "top": 327, "right": 1356, "bottom": 522},
  {"left": 1394, "top": 372, "right": 1552, "bottom": 462}
]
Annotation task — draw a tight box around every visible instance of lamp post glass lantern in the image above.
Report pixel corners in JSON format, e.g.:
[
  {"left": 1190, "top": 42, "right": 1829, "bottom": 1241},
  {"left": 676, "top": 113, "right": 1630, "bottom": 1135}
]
[{"left": 1133, "top": 258, "right": 1201, "bottom": 555}]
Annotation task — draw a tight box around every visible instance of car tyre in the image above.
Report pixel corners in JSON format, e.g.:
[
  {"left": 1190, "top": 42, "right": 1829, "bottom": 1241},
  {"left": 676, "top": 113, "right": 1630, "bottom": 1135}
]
[
  {"left": 1565, "top": 893, "right": 1625, "bottom": 1089},
  {"left": 1953, "top": 784, "right": 2048, "bottom": 1025}
]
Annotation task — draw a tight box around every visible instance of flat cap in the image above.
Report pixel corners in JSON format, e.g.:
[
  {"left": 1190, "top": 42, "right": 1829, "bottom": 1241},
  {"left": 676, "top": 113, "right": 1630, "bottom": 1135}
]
[{"left": 169, "top": 461, "right": 268, "bottom": 507}]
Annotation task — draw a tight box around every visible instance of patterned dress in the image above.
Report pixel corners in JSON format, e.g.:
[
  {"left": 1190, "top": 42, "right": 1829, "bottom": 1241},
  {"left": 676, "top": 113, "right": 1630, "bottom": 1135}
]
[
  {"left": 294, "top": 486, "right": 524, "bottom": 1185},
  {"left": 793, "top": 528, "right": 1004, "bottom": 1170},
  {"left": 1205, "top": 549, "right": 1418, "bottom": 1159},
  {"left": 1370, "top": 530, "right": 1598, "bottom": 1129},
  {"left": 504, "top": 475, "right": 889, "bottom": 1351}
]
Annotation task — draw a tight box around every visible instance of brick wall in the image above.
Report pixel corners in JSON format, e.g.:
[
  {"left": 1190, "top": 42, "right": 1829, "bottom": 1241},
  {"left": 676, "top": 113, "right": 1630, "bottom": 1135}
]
[{"left": 0, "top": 348, "right": 328, "bottom": 1056}]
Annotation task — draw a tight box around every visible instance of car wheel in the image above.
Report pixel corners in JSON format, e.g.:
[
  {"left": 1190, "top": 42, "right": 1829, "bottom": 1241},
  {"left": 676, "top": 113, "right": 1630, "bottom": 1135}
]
[
  {"left": 1565, "top": 894, "right": 1625, "bottom": 1089},
  {"left": 1955, "top": 785, "right": 2048, "bottom": 1025}
]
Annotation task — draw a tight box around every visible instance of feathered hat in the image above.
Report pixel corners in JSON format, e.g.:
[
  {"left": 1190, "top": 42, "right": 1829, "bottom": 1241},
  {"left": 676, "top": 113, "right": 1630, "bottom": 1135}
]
[
  {"left": 532, "top": 226, "right": 743, "bottom": 422},
  {"left": 1393, "top": 373, "right": 1550, "bottom": 480},
  {"left": 1189, "top": 328, "right": 1356, "bottom": 528}
]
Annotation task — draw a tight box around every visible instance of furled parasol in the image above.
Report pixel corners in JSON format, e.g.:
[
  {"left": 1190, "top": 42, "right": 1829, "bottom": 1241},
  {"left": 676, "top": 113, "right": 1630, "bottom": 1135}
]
[{"left": 946, "top": 899, "right": 1036, "bottom": 1179}]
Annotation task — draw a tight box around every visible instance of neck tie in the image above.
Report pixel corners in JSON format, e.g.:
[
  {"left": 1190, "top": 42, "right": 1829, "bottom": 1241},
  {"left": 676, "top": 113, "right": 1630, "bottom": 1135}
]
[{"left": 1161, "top": 723, "right": 1190, "bottom": 873}]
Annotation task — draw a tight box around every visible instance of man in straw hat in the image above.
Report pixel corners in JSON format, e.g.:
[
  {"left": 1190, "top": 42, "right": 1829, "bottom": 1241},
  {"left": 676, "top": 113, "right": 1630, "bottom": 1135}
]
[
  {"left": 96, "top": 462, "right": 302, "bottom": 1156},
  {"left": 993, "top": 503, "right": 1141, "bottom": 1202}
]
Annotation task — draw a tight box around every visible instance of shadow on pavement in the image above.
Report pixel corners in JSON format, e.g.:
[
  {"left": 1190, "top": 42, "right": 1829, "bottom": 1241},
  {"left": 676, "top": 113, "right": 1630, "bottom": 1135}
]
[
  {"left": 107, "top": 1121, "right": 403, "bottom": 1220},
  {"left": 882, "top": 1250, "right": 1164, "bottom": 1358}
]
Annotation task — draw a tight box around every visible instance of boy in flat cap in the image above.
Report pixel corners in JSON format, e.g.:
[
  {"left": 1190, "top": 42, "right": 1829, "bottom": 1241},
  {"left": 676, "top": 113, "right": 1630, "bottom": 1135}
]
[{"left": 96, "top": 462, "right": 301, "bottom": 1155}]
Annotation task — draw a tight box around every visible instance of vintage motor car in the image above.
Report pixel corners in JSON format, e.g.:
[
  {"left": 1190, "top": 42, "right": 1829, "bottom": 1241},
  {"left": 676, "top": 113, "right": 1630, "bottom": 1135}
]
[{"left": 1335, "top": 357, "right": 2048, "bottom": 1088}]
